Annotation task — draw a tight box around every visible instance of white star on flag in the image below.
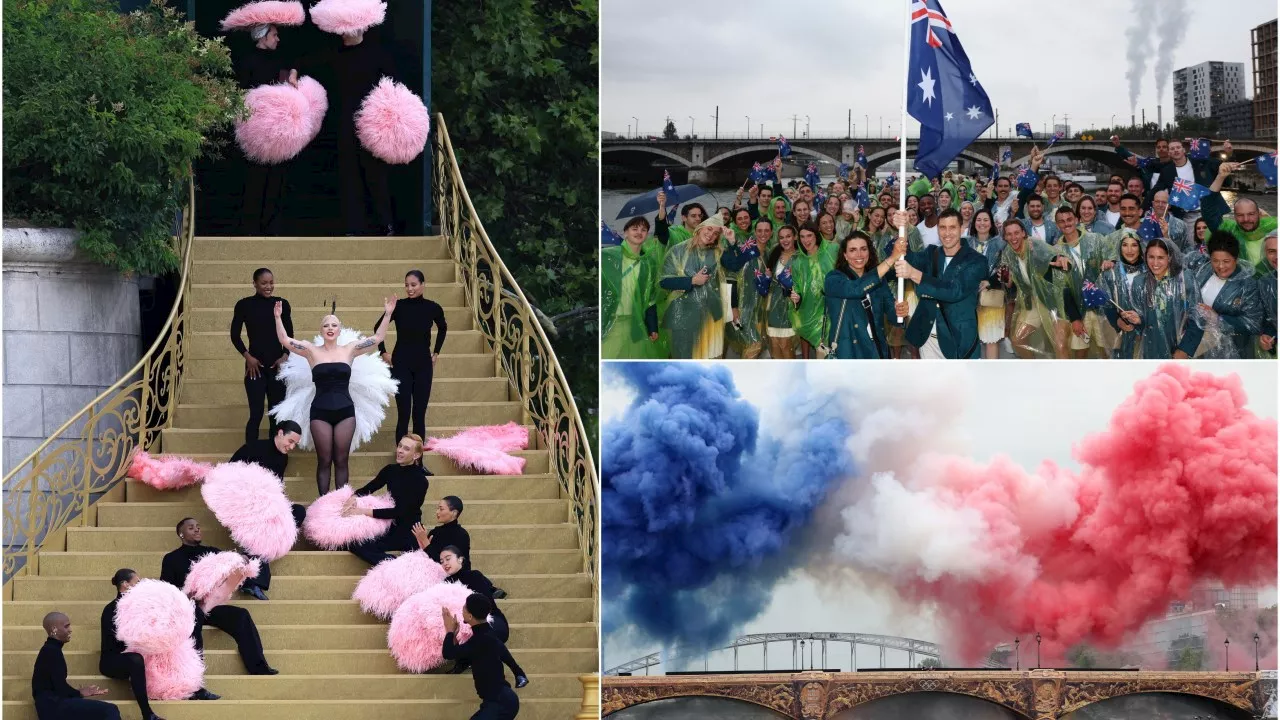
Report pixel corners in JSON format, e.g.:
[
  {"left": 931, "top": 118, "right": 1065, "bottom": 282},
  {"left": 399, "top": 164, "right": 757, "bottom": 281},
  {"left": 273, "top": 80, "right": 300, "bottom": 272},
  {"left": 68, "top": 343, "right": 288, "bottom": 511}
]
[
  {"left": 965, "top": 105, "right": 983, "bottom": 120},
  {"left": 917, "top": 67, "right": 936, "bottom": 107},
  {"left": 944, "top": 112, "right": 954, "bottom": 121},
  {"left": 969, "top": 72, "right": 979, "bottom": 87}
]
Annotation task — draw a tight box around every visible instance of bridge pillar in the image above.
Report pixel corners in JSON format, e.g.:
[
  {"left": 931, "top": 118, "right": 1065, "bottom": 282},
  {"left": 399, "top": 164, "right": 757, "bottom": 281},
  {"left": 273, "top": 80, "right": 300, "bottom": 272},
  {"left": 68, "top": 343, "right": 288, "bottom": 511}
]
[
  {"left": 841, "top": 144, "right": 856, "bottom": 166},
  {"left": 1029, "top": 669, "right": 1064, "bottom": 720},
  {"left": 691, "top": 143, "right": 706, "bottom": 167}
]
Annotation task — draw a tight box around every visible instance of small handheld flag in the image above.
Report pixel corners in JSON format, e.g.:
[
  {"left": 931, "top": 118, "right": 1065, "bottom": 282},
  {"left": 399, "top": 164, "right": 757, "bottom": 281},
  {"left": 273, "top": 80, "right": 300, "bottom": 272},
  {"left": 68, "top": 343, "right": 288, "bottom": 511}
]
[
  {"left": 662, "top": 170, "right": 679, "bottom": 223},
  {"left": 1016, "top": 123, "right": 1034, "bottom": 138},
  {"left": 777, "top": 266, "right": 794, "bottom": 292},
  {"left": 1137, "top": 217, "right": 1162, "bottom": 244},
  {"left": 805, "top": 162, "right": 820, "bottom": 190},
  {"left": 886, "top": 172, "right": 897, "bottom": 187},
  {"left": 601, "top": 220, "right": 623, "bottom": 246},
  {"left": 778, "top": 136, "right": 792, "bottom": 158},
  {"left": 1168, "top": 178, "right": 1210, "bottom": 212},
  {"left": 1081, "top": 280, "right": 1110, "bottom": 310},
  {"left": 856, "top": 145, "right": 868, "bottom": 168},
  {"left": 753, "top": 268, "right": 772, "bottom": 296},
  {"left": 749, "top": 162, "right": 765, "bottom": 183},
  {"left": 1000, "top": 145, "right": 1013, "bottom": 164},
  {"left": 1045, "top": 130, "right": 1065, "bottom": 148},
  {"left": 1257, "top": 152, "right": 1277, "bottom": 186},
  {"left": 1187, "top": 137, "right": 1211, "bottom": 161},
  {"left": 1016, "top": 166, "right": 1038, "bottom": 191},
  {"left": 856, "top": 184, "right": 871, "bottom": 209},
  {"left": 838, "top": 163, "right": 851, "bottom": 181}
]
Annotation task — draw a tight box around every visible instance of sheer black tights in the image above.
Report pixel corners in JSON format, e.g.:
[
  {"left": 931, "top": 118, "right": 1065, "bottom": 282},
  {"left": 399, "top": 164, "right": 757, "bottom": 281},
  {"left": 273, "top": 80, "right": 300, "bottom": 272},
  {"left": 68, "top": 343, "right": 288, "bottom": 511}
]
[{"left": 311, "top": 417, "right": 356, "bottom": 495}]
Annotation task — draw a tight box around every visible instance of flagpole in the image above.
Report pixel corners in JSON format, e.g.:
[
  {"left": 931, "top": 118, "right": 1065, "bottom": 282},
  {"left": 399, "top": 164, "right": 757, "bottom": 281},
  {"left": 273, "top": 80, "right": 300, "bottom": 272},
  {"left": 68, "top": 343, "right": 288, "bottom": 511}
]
[{"left": 896, "top": 0, "right": 911, "bottom": 323}]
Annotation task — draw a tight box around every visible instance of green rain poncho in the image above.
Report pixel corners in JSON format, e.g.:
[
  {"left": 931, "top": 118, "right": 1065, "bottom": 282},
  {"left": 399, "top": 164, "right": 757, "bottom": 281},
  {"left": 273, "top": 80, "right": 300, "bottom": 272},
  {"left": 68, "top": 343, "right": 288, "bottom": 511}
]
[
  {"left": 789, "top": 245, "right": 835, "bottom": 346},
  {"left": 724, "top": 222, "right": 767, "bottom": 356},
  {"left": 601, "top": 240, "right": 665, "bottom": 359},
  {"left": 998, "top": 236, "right": 1069, "bottom": 358},
  {"left": 765, "top": 250, "right": 798, "bottom": 334},
  {"left": 660, "top": 232, "right": 729, "bottom": 359}
]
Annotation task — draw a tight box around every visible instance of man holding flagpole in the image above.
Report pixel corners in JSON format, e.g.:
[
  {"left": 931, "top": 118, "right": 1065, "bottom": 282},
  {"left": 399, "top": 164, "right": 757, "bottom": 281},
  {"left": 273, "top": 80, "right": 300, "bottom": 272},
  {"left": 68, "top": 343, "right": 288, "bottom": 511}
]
[{"left": 890, "top": 0, "right": 991, "bottom": 359}]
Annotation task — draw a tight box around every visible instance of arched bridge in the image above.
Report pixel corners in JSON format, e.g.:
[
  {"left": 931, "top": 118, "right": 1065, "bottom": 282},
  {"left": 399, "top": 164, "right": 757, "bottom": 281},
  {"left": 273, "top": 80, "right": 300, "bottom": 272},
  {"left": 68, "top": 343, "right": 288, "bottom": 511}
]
[
  {"left": 603, "top": 669, "right": 1276, "bottom": 720},
  {"left": 605, "top": 632, "right": 960, "bottom": 676},
  {"left": 602, "top": 137, "right": 1277, "bottom": 184}
]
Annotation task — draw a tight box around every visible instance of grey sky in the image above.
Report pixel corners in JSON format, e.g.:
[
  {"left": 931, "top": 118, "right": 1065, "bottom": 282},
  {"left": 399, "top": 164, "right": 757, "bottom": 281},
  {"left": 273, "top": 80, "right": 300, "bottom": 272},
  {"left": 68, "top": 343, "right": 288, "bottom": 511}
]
[
  {"left": 601, "top": 0, "right": 1274, "bottom": 139},
  {"left": 601, "top": 361, "right": 1278, "bottom": 671}
]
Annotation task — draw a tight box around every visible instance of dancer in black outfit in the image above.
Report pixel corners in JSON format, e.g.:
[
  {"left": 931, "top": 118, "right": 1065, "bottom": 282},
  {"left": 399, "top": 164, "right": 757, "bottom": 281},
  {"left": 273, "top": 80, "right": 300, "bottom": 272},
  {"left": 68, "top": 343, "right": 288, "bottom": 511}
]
[
  {"left": 228, "top": 420, "right": 306, "bottom": 599},
  {"left": 231, "top": 269, "right": 293, "bottom": 444},
  {"left": 235, "top": 25, "right": 301, "bottom": 235},
  {"left": 412, "top": 496, "right": 471, "bottom": 569},
  {"left": 99, "top": 570, "right": 167, "bottom": 720},
  {"left": 345, "top": 434, "right": 432, "bottom": 566},
  {"left": 160, "top": 519, "right": 278, "bottom": 676},
  {"left": 443, "top": 595, "right": 523, "bottom": 720},
  {"left": 440, "top": 547, "right": 528, "bottom": 687},
  {"left": 376, "top": 271, "right": 448, "bottom": 443},
  {"left": 275, "top": 297, "right": 394, "bottom": 494},
  {"left": 32, "top": 612, "right": 116, "bottom": 720}
]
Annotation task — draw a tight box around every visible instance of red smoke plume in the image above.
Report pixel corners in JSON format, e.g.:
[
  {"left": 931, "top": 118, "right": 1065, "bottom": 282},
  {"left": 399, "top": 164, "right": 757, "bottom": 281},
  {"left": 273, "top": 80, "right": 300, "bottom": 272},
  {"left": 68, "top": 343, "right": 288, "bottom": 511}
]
[{"left": 866, "top": 365, "right": 1277, "bottom": 663}]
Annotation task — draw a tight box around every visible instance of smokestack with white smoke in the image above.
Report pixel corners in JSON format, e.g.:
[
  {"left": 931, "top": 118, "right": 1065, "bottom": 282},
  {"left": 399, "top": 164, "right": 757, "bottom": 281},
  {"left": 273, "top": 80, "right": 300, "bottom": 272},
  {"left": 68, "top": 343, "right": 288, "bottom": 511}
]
[
  {"left": 1125, "top": 0, "right": 1158, "bottom": 114},
  {"left": 1154, "top": 0, "right": 1190, "bottom": 106}
]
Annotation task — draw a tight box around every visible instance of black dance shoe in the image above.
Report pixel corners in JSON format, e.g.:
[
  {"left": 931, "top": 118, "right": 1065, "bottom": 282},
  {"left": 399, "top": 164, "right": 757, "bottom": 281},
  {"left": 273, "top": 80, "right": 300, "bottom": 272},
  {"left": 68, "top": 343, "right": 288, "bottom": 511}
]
[
  {"left": 385, "top": 224, "right": 396, "bottom": 236},
  {"left": 242, "top": 585, "right": 269, "bottom": 601},
  {"left": 251, "top": 666, "right": 280, "bottom": 676},
  {"left": 491, "top": 587, "right": 507, "bottom": 600},
  {"left": 515, "top": 675, "right": 529, "bottom": 689},
  {"left": 190, "top": 688, "right": 220, "bottom": 700},
  {"left": 145, "top": 713, "right": 167, "bottom": 720}
]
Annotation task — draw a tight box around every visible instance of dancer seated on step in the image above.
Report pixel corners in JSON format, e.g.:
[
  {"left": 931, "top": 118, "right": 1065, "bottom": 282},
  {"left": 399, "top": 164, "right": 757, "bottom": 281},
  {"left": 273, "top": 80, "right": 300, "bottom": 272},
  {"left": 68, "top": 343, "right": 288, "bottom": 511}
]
[
  {"left": 412, "top": 496, "right": 506, "bottom": 598},
  {"left": 31, "top": 611, "right": 117, "bottom": 720},
  {"left": 229, "top": 419, "right": 309, "bottom": 600},
  {"left": 442, "top": 594, "right": 524, "bottom": 720},
  {"left": 102, "top": 569, "right": 201, "bottom": 715},
  {"left": 343, "top": 433, "right": 432, "bottom": 566},
  {"left": 274, "top": 297, "right": 396, "bottom": 495},
  {"left": 439, "top": 546, "right": 528, "bottom": 688},
  {"left": 160, "top": 518, "right": 279, "bottom": 676}
]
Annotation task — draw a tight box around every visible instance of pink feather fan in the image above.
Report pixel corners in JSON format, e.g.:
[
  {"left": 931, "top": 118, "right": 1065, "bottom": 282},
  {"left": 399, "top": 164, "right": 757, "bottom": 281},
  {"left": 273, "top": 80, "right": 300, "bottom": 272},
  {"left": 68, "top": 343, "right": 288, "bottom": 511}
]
[
  {"left": 309, "top": 0, "right": 386, "bottom": 35},
  {"left": 127, "top": 451, "right": 211, "bottom": 491},
  {"left": 352, "top": 549, "right": 446, "bottom": 619},
  {"left": 355, "top": 78, "right": 430, "bottom": 164},
  {"left": 220, "top": 1, "right": 306, "bottom": 31},
  {"left": 200, "top": 461, "right": 298, "bottom": 561},
  {"left": 386, "top": 582, "right": 474, "bottom": 673},
  {"left": 303, "top": 486, "right": 394, "bottom": 550},
  {"left": 425, "top": 422, "right": 529, "bottom": 475},
  {"left": 182, "top": 551, "right": 262, "bottom": 614}
]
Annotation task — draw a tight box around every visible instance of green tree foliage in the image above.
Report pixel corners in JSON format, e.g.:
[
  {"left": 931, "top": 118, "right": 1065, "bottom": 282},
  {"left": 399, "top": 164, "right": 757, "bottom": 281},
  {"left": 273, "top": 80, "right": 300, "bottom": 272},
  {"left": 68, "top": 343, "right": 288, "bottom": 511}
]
[
  {"left": 663, "top": 119, "right": 677, "bottom": 139},
  {"left": 1171, "top": 646, "right": 1204, "bottom": 671},
  {"left": 918, "top": 657, "right": 942, "bottom": 669},
  {"left": 3, "top": 0, "right": 240, "bottom": 274},
  {"left": 431, "top": 0, "right": 598, "bottom": 447}
]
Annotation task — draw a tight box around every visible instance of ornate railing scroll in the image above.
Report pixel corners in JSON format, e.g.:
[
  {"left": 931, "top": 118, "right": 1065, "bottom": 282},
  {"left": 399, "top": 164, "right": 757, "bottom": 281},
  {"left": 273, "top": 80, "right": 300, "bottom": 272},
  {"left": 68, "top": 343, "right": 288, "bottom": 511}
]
[
  {"left": 431, "top": 114, "right": 600, "bottom": 603},
  {"left": 2, "top": 178, "right": 196, "bottom": 585}
]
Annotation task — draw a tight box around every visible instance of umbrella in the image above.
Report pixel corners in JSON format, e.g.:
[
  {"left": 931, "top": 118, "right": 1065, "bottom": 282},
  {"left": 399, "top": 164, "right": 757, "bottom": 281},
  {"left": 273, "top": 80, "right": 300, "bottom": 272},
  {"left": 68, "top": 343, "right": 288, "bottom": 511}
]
[{"left": 615, "top": 184, "right": 709, "bottom": 219}]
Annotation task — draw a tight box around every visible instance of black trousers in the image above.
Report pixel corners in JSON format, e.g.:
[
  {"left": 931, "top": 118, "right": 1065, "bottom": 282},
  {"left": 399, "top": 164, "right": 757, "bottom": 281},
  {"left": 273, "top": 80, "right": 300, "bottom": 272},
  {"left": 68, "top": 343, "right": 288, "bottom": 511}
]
[
  {"left": 98, "top": 651, "right": 154, "bottom": 717},
  {"left": 244, "top": 366, "right": 285, "bottom": 445},
  {"left": 338, "top": 134, "right": 393, "bottom": 235},
  {"left": 193, "top": 605, "right": 270, "bottom": 673},
  {"left": 471, "top": 687, "right": 520, "bottom": 720},
  {"left": 392, "top": 363, "right": 434, "bottom": 441},
  {"left": 242, "top": 161, "right": 288, "bottom": 236},
  {"left": 349, "top": 527, "right": 416, "bottom": 567},
  {"left": 34, "top": 695, "right": 120, "bottom": 720}
]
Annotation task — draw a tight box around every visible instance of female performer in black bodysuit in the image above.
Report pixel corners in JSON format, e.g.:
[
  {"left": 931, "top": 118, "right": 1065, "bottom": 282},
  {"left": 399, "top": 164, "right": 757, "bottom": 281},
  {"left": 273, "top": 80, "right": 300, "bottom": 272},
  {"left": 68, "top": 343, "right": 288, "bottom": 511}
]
[
  {"left": 376, "top": 270, "right": 447, "bottom": 444},
  {"left": 274, "top": 297, "right": 395, "bottom": 494}
]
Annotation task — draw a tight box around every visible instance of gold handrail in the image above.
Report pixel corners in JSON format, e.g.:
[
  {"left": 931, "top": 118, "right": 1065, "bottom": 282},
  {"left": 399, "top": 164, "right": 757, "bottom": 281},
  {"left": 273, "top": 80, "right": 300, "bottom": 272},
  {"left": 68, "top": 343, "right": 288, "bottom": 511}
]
[
  {"left": 431, "top": 113, "right": 600, "bottom": 602},
  {"left": 2, "top": 177, "right": 197, "bottom": 586}
]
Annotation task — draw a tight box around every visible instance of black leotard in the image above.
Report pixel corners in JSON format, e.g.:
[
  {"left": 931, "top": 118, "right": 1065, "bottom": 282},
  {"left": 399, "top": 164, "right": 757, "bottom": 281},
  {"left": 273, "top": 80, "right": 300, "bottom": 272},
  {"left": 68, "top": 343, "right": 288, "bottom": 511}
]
[{"left": 310, "top": 362, "right": 355, "bottom": 425}]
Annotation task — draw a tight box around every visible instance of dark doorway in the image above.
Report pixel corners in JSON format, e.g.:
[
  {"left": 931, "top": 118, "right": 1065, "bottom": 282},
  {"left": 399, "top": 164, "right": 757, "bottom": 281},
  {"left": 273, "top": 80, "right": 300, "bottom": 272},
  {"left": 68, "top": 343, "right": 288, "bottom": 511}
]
[{"left": 188, "top": 0, "right": 425, "bottom": 237}]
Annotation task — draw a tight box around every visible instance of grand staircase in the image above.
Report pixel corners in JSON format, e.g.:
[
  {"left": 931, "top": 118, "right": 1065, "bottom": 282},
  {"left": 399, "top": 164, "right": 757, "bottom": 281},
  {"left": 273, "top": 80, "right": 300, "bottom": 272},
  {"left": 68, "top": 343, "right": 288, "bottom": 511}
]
[{"left": 2, "top": 235, "right": 598, "bottom": 718}]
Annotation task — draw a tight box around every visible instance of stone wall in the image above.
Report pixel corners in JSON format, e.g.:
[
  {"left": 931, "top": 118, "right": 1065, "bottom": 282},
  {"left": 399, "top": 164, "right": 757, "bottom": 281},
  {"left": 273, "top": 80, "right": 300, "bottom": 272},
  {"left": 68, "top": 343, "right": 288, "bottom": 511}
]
[{"left": 2, "top": 227, "right": 141, "bottom": 475}]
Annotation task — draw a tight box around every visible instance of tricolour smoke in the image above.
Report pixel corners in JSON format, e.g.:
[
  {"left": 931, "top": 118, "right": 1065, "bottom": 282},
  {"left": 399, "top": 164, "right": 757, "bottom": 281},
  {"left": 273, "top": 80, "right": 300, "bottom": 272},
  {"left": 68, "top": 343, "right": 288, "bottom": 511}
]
[
  {"left": 829, "top": 364, "right": 1277, "bottom": 663},
  {"left": 1125, "top": 0, "right": 1157, "bottom": 114},
  {"left": 1153, "top": 0, "right": 1190, "bottom": 107},
  {"left": 602, "top": 363, "right": 856, "bottom": 653}
]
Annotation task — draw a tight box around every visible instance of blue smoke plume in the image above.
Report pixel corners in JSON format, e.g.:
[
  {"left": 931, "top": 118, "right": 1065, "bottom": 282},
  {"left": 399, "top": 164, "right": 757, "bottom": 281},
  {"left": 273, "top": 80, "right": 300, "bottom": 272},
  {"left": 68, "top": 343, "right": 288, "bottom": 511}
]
[{"left": 602, "top": 363, "right": 856, "bottom": 654}]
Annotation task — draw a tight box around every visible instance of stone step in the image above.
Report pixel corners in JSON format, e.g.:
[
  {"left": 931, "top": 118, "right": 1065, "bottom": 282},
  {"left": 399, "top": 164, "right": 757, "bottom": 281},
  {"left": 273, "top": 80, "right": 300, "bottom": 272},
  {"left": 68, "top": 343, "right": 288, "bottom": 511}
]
[
  {"left": 4, "top": 649, "right": 596, "bottom": 676},
  {"left": 65, "top": 524, "right": 578, "bottom": 552},
  {"left": 192, "top": 259, "right": 457, "bottom": 285},
  {"left": 195, "top": 306, "right": 476, "bottom": 334},
  {"left": 0, "top": 698, "right": 582, "bottom": 720},
  {"left": 192, "top": 283, "right": 464, "bottom": 309},
  {"left": 11, "top": 574, "right": 590, "bottom": 602},
  {"left": 124, "top": 474, "right": 558, "bottom": 504},
  {"left": 190, "top": 330, "right": 487, "bottom": 358},
  {"left": 4, "top": 622, "right": 595, "bottom": 651},
  {"left": 177, "top": 450, "right": 549, "bottom": 476},
  {"left": 36, "top": 551, "right": 584, "bottom": 577},
  {"left": 186, "top": 355, "right": 496, "bottom": 381},
  {"left": 4, "top": 598, "right": 593, "bottom": 626},
  {"left": 2, "top": 673, "right": 583, "bottom": 701},
  {"left": 95, "top": 500, "right": 567, "bottom": 529},
  {"left": 178, "top": 377, "right": 510, "bottom": 405},
  {"left": 193, "top": 236, "right": 451, "bottom": 261},
  {"left": 172, "top": 401, "right": 523, "bottom": 430}
]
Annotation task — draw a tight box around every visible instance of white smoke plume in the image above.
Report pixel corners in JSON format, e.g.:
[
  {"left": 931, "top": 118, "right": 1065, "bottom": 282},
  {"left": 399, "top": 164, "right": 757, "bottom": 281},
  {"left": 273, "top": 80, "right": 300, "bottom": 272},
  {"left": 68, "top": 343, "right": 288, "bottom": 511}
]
[
  {"left": 1125, "top": 0, "right": 1157, "bottom": 114},
  {"left": 1153, "top": 0, "right": 1191, "bottom": 106}
]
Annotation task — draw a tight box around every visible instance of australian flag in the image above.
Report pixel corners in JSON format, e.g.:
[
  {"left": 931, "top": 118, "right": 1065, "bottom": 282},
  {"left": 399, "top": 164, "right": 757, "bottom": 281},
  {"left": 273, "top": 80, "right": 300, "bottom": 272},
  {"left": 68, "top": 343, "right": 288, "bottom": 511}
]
[
  {"left": 662, "top": 170, "right": 678, "bottom": 223},
  {"left": 1168, "top": 178, "right": 1210, "bottom": 212},
  {"left": 856, "top": 145, "right": 868, "bottom": 168},
  {"left": 749, "top": 162, "right": 766, "bottom": 183},
  {"left": 1015, "top": 165, "right": 1037, "bottom": 191},
  {"left": 907, "top": 0, "right": 995, "bottom": 177},
  {"left": 1137, "top": 217, "right": 1163, "bottom": 244},
  {"left": 601, "top": 220, "right": 623, "bottom": 246},
  {"left": 886, "top": 171, "right": 898, "bottom": 187},
  {"left": 856, "top": 184, "right": 871, "bottom": 209},
  {"left": 1016, "top": 123, "right": 1033, "bottom": 138},
  {"left": 778, "top": 136, "right": 792, "bottom": 158},
  {"left": 838, "top": 162, "right": 851, "bottom": 180},
  {"left": 805, "top": 162, "right": 821, "bottom": 189},
  {"left": 1046, "top": 130, "right": 1065, "bottom": 148},
  {"left": 1257, "top": 152, "right": 1277, "bottom": 186},
  {"left": 1187, "top": 137, "right": 1211, "bottom": 161}
]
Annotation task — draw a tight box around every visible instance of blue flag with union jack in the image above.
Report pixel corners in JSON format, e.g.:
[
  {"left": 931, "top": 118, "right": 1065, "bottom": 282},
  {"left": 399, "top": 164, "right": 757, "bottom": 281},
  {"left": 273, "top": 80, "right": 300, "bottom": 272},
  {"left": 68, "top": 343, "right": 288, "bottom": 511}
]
[
  {"left": 1168, "top": 178, "right": 1210, "bottom": 212},
  {"left": 661, "top": 170, "right": 678, "bottom": 223},
  {"left": 1045, "top": 130, "right": 1065, "bottom": 148},
  {"left": 906, "top": 0, "right": 994, "bottom": 178},
  {"left": 778, "top": 136, "right": 792, "bottom": 158},
  {"left": 856, "top": 145, "right": 868, "bottom": 168},
  {"left": 601, "top": 220, "right": 623, "bottom": 246},
  {"left": 1187, "top": 137, "right": 1211, "bottom": 161},
  {"left": 856, "top": 184, "right": 871, "bottom": 209},
  {"left": 804, "top": 162, "right": 821, "bottom": 190},
  {"left": 1015, "top": 165, "right": 1037, "bottom": 191},
  {"left": 1016, "top": 123, "right": 1033, "bottom": 138},
  {"left": 1257, "top": 152, "right": 1277, "bottom": 186},
  {"left": 838, "top": 163, "right": 851, "bottom": 181}
]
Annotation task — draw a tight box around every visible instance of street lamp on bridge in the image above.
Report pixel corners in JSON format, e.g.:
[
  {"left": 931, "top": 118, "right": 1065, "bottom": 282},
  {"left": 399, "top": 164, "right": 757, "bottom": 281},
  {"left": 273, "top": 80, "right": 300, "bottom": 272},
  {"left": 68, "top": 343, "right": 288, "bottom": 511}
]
[
  {"left": 1255, "top": 633, "right": 1260, "bottom": 671},
  {"left": 1035, "top": 633, "right": 1041, "bottom": 669},
  {"left": 865, "top": 114, "right": 869, "bottom": 138},
  {"left": 745, "top": 115, "right": 750, "bottom": 139},
  {"left": 1014, "top": 638, "right": 1020, "bottom": 670},
  {"left": 632, "top": 116, "right": 639, "bottom": 139},
  {"left": 688, "top": 116, "right": 695, "bottom": 137},
  {"left": 805, "top": 115, "right": 810, "bottom": 138},
  {"left": 1225, "top": 638, "right": 1230, "bottom": 671}
]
